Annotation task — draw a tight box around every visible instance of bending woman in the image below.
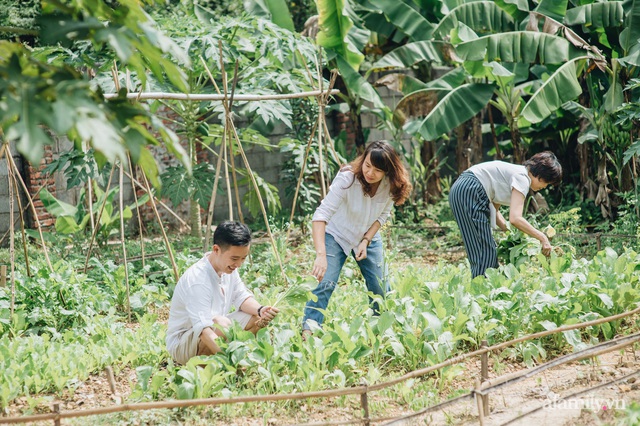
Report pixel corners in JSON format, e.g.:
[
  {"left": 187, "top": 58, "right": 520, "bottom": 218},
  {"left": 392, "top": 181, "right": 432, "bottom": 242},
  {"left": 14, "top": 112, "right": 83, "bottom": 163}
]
[
  {"left": 302, "top": 141, "right": 412, "bottom": 333},
  {"left": 449, "top": 151, "right": 563, "bottom": 278}
]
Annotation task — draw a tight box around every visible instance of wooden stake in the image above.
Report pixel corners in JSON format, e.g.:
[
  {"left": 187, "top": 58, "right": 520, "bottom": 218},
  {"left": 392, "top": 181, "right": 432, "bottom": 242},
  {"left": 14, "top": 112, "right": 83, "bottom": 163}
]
[
  {"left": 53, "top": 402, "right": 60, "bottom": 426},
  {"left": 360, "top": 380, "right": 370, "bottom": 426},
  {"left": 480, "top": 340, "right": 490, "bottom": 416},
  {"left": 0, "top": 265, "right": 6, "bottom": 288},
  {"left": 105, "top": 366, "right": 117, "bottom": 395},
  {"left": 475, "top": 379, "right": 485, "bottom": 426}
]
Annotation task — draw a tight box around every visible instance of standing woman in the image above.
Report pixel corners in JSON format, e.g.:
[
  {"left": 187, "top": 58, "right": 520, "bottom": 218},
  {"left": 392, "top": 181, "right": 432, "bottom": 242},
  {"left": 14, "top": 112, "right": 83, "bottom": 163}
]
[
  {"left": 449, "top": 151, "right": 563, "bottom": 278},
  {"left": 302, "top": 141, "right": 412, "bottom": 333}
]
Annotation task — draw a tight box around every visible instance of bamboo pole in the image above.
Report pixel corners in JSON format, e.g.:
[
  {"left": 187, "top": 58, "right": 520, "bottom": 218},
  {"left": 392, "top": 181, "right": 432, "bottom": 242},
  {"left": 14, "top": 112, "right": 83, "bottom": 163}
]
[
  {"left": 0, "top": 265, "right": 6, "bottom": 288},
  {"left": 285, "top": 119, "right": 319, "bottom": 241},
  {"left": 84, "top": 166, "right": 116, "bottom": 273},
  {"left": 120, "top": 169, "right": 189, "bottom": 229},
  {"left": 117, "top": 162, "right": 131, "bottom": 322},
  {"left": 8, "top": 152, "right": 31, "bottom": 277},
  {"left": 315, "top": 52, "right": 327, "bottom": 198},
  {"left": 139, "top": 168, "right": 179, "bottom": 282},
  {"left": 103, "top": 89, "right": 340, "bottom": 101},
  {"left": 226, "top": 60, "right": 244, "bottom": 224},
  {"left": 5, "top": 144, "right": 16, "bottom": 318},
  {"left": 128, "top": 160, "right": 146, "bottom": 277},
  {"left": 4, "top": 149, "right": 53, "bottom": 272}
]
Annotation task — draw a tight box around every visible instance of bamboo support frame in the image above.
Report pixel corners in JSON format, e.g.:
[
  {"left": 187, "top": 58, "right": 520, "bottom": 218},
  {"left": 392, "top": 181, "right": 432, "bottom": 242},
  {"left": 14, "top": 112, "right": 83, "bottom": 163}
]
[
  {"left": 117, "top": 162, "right": 131, "bottom": 322},
  {"left": 3, "top": 147, "right": 53, "bottom": 272},
  {"left": 5, "top": 144, "right": 16, "bottom": 317},
  {"left": 9, "top": 162, "right": 31, "bottom": 278},
  {"left": 83, "top": 166, "right": 116, "bottom": 273},
  {"left": 103, "top": 90, "right": 340, "bottom": 101},
  {"left": 139, "top": 168, "right": 179, "bottom": 282},
  {"left": 128, "top": 159, "right": 146, "bottom": 277}
]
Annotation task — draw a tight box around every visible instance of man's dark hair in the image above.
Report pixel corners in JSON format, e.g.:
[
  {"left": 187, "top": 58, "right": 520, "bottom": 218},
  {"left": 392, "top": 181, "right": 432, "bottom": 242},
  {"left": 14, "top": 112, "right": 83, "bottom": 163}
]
[
  {"left": 523, "top": 151, "right": 563, "bottom": 186},
  {"left": 213, "top": 221, "right": 251, "bottom": 250}
]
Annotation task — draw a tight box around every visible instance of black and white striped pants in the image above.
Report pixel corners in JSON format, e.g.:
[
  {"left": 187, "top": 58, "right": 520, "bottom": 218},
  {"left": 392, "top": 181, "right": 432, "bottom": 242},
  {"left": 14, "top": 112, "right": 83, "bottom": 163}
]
[{"left": 449, "top": 171, "right": 498, "bottom": 278}]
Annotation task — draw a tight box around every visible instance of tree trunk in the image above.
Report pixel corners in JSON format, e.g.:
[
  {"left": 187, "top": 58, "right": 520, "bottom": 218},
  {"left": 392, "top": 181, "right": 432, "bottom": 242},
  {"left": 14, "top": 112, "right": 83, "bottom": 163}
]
[
  {"left": 511, "top": 122, "right": 525, "bottom": 163},
  {"left": 455, "top": 113, "right": 483, "bottom": 173},
  {"left": 421, "top": 140, "right": 441, "bottom": 203}
]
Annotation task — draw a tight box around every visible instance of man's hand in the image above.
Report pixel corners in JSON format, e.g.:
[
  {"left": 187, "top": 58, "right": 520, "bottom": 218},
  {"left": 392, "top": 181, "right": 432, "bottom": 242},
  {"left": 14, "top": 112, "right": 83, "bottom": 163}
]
[
  {"left": 259, "top": 306, "right": 279, "bottom": 322},
  {"left": 312, "top": 255, "right": 328, "bottom": 282},
  {"left": 212, "top": 315, "right": 232, "bottom": 328}
]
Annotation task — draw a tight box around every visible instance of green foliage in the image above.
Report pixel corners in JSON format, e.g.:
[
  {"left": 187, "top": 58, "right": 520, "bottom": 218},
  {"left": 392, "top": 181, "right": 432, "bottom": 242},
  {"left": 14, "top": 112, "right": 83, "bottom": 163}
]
[
  {"left": 39, "top": 183, "right": 149, "bottom": 245},
  {"left": 0, "top": 0, "right": 40, "bottom": 41},
  {"left": 159, "top": 162, "right": 216, "bottom": 209}
]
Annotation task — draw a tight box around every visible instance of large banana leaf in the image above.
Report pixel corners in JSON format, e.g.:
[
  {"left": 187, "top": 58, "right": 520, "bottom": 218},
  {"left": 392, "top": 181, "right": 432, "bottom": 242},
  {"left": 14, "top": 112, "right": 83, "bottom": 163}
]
[
  {"left": 433, "top": 1, "right": 515, "bottom": 40},
  {"left": 337, "top": 57, "right": 385, "bottom": 109},
  {"left": 620, "top": 0, "right": 640, "bottom": 54},
  {"left": 564, "top": 2, "right": 625, "bottom": 28},
  {"left": 244, "top": 0, "right": 295, "bottom": 32},
  {"left": 369, "top": 41, "right": 444, "bottom": 72},
  {"left": 402, "top": 83, "right": 495, "bottom": 140},
  {"left": 519, "top": 58, "right": 584, "bottom": 125},
  {"left": 454, "top": 31, "right": 583, "bottom": 63},
  {"left": 534, "top": 0, "right": 569, "bottom": 21},
  {"left": 366, "top": 0, "right": 434, "bottom": 41},
  {"left": 317, "top": 0, "right": 364, "bottom": 70}
]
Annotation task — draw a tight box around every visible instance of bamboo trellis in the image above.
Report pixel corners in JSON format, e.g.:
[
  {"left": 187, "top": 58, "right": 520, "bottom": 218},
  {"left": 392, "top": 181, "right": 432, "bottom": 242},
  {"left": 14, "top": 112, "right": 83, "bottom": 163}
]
[{"left": 0, "top": 49, "right": 340, "bottom": 325}]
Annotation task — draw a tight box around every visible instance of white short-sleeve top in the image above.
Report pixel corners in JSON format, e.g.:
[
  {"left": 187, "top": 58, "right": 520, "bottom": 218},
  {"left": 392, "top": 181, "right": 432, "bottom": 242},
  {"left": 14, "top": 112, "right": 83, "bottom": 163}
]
[{"left": 468, "top": 161, "right": 531, "bottom": 228}]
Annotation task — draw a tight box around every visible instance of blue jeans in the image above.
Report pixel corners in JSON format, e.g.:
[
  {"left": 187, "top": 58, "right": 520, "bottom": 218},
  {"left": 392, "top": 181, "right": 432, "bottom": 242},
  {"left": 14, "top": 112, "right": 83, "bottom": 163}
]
[{"left": 302, "top": 232, "right": 388, "bottom": 330}]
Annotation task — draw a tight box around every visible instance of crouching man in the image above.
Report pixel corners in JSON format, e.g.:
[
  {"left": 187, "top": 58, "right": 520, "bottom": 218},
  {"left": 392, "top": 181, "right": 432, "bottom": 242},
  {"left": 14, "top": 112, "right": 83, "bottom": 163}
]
[{"left": 166, "top": 221, "right": 279, "bottom": 365}]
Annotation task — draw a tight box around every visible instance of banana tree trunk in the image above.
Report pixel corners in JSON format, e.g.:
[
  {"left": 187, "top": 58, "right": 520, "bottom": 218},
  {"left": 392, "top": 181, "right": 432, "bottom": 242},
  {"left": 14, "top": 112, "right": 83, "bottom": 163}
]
[
  {"left": 421, "top": 141, "right": 441, "bottom": 203},
  {"left": 511, "top": 122, "right": 525, "bottom": 163},
  {"left": 455, "top": 113, "right": 483, "bottom": 172}
]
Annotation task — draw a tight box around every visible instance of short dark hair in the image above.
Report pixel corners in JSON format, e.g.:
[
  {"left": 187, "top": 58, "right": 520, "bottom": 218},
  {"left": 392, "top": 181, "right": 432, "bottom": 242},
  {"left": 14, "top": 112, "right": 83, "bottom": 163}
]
[
  {"left": 213, "top": 221, "right": 251, "bottom": 250},
  {"left": 523, "top": 151, "right": 563, "bottom": 186}
]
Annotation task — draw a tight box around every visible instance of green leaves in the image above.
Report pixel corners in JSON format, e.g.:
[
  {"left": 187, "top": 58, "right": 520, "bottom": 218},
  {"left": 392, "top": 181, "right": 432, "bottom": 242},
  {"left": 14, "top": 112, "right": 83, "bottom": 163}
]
[
  {"left": 244, "top": 0, "right": 296, "bottom": 32},
  {"left": 370, "top": 41, "right": 445, "bottom": 72},
  {"left": 317, "top": 0, "right": 364, "bottom": 70},
  {"left": 519, "top": 59, "right": 584, "bottom": 125},
  {"left": 564, "top": 2, "right": 625, "bottom": 28},
  {"left": 402, "top": 83, "right": 496, "bottom": 140},
  {"left": 159, "top": 163, "right": 216, "bottom": 210},
  {"left": 433, "top": 1, "right": 515, "bottom": 40},
  {"left": 454, "top": 31, "right": 583, "bottom": 63},
  {"left": 366, "top": 0, "right": 434, "bottom": 41}
]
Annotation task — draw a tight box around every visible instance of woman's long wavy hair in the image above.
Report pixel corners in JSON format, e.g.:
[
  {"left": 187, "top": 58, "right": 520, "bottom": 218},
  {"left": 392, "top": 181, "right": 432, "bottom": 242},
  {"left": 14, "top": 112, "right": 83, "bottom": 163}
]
[{"left": 343, "top": 140, "right": 412, "bottom": 205}]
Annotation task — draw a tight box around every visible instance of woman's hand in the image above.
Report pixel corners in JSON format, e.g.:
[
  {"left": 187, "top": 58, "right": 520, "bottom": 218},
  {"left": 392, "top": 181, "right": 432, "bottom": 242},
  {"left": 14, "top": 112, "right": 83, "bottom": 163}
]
[
  {"left": 312, "top": 255, "right": 328, "bottom": 282},
  {"left": 540, "top": 235, "right": 552, "bottom": 257},
  {"left": 355, "top": 239, "right": 368, "bottom": 261}
]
